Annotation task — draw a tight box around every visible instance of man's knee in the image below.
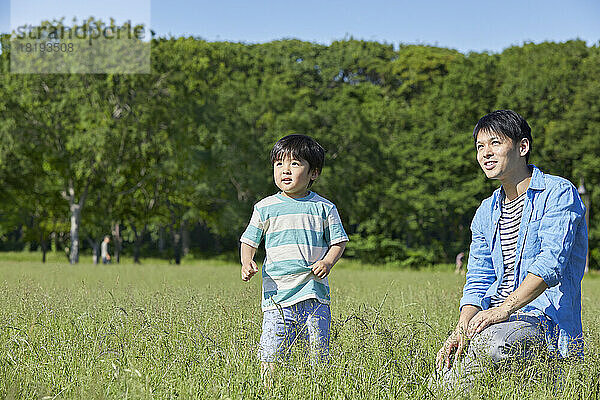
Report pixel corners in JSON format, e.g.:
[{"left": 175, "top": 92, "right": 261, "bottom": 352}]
[
  {"left": 470, "top": 320, "right": 544, "bottom": 364},
  {"left": 470, "top": 327, "right": 508, "bottom": 364}
]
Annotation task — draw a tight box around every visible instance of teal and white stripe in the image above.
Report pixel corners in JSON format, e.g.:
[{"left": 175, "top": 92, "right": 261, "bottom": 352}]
[{"left": 241, "top": 191, "right": 348, "bottom": 311}]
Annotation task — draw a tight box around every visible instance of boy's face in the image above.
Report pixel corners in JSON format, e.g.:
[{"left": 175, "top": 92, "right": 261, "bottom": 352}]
[
  {"left": 273, "top": 155, "right": 319, "bottom": 198},
  {"left": 475, "top": 130, "right": 529, "bottom": 181}
]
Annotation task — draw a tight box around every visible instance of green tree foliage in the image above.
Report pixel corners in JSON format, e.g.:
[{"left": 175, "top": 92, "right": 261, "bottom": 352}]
[{"left": 0, "top": 33, "right": 598, "bottom": 268}]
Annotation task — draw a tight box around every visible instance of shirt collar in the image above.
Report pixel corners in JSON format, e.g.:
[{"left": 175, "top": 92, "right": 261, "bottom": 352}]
[
  {"left": 493, "top": 164, "right": 545, "bottom": 207},
  {"left": 527, "top": 164, "right": 546, "bottom": 191},
  {"left": 276, "top": 191, "right": 315, "bottom": 202}
]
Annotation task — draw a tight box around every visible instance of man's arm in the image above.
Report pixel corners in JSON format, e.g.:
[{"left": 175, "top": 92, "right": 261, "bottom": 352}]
[
  {"left": 310, "top": 242, "right": 347, "bottom": 279},
  {"left": 460, "top": 205, "right": 497, "bottom": 310},
  {"left": 240, "top": 242, "right": 259, "bottom": 281},
  {"left": 437, "top": 204, "right": 495, "bottom": 370},
  {"left": 467, "top": 272, "right": 548, "bottom": 336},
  {"left": 527, "top": 184, "right": 585, "bottom": 287},
  {"left": 467, "top": 184, "right": 584, "bottom": 335}
]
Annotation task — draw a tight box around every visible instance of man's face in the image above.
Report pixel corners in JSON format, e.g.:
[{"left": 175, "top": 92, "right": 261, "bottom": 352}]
[
  {"left": 273, "top": 155, "right": 319, "bottom": 198},
  {"left": 475, "top": 130, "right": 528, "bottom": 181}
]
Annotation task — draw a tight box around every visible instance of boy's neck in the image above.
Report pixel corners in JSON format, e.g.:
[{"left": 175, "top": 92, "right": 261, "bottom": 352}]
[{"left": 281, "top": 189, "right": 310, "bottom": 199}]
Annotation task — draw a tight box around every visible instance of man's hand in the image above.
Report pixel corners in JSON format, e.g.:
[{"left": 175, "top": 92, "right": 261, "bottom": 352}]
[
  {"left": 436, "top": 305, "right": 480, "bottom": 371},
  {"left": 310, "top": 260, "right": 332, "bottom": 279},
  {"left": 436, "top": 323, "right": 469, "bottom": 370},
  {"left": 241, "top": 260, "right": 259, "bottom": 281},
  {"left": 467, "top": 306, "right": 510, "bottom": 337}
]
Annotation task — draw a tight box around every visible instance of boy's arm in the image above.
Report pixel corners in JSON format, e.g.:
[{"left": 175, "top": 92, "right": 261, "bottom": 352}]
[
  {"left": 311, "top": 241, "right": 347, "bottom": 279},
  {"left": 240, "top": 242, "right": 259, "bottom": 281}
]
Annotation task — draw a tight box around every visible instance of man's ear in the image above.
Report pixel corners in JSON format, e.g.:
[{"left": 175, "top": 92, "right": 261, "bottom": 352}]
[
  {"left": 310, "top": 169, "right": 320, "bottom": 180},
  {"left": 519, "top": 138, "right": 530, "bottom": 157}
]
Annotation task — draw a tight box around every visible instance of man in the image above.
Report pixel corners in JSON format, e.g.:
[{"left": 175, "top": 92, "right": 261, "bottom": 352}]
[
  {"left": 455, "top": 251, "right": 465, "bottom": 274},
  {"left": 435, "top": 110, "right": 588, "bottom": 390},
  {"left": 101, "top": 236, "right": 111, "bottom": 264}
]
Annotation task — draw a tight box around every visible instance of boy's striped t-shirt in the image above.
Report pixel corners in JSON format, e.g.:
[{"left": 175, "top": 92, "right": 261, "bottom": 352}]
[{"left": 240, "top": 191, "right": 349, "bottom": 311}]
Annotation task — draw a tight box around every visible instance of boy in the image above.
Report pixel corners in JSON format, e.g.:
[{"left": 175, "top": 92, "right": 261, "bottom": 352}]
[{"left": 240, "top": 134, "right": 348, "bottom": 375}]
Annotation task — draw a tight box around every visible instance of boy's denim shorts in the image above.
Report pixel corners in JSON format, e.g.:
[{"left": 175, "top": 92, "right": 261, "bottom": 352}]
[{"left": 259, "top": 298, "right": 331, "bottom": 363}]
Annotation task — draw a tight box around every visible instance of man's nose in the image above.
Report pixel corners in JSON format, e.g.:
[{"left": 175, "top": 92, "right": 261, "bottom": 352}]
[{"left": 483, "top": 144, "right": 494, "bottom": 157}]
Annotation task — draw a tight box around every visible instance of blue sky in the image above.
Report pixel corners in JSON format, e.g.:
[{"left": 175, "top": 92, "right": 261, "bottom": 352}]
[{"left": 1, "top": 0, "right": 599, "bottom": 53}]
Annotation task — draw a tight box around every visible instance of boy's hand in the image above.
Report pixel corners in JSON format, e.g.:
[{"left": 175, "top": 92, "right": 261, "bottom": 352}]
[
  {"left": 241, "top": 260, "right": 259, "bottom": 281},
  {"left": 310, "top": 260, "right": 332, "bottom": 279}
]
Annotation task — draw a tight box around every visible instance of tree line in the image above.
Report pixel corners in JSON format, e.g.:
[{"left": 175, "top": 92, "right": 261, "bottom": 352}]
[{"left": 0, "top": 34, "right": 598, "bottom": 267}]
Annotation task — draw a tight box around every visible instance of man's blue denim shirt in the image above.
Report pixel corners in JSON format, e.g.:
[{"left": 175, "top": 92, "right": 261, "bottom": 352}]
[{"left": 460, "top": 165, "right": 588, "bottom": 358}]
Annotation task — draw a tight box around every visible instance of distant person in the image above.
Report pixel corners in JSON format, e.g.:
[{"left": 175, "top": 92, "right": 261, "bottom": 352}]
[
  {"left": 455, "top": 251, "right": 465, "bottom": 274},
  {"left": 433, "top": 110, "right": 587, "bottom": 392},
  {"left": 101, "top": 236, "right": 111, "bottom": 264},
  {"left": 240, "top": 134, "right": 349, "bottom": 382}
]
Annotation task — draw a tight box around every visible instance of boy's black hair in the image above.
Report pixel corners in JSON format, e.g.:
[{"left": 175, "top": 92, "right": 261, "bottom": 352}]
[
  {"left": 473, "top": 110, "right": 533, "bottom": 163},
  {"left": 270, "top": 134, "right": 325, "bottom": 188}
]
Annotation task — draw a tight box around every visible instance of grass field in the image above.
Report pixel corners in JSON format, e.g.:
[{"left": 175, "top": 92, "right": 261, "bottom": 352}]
[{"left": 1, "top": 255, "right": 600, "bottom": 399}]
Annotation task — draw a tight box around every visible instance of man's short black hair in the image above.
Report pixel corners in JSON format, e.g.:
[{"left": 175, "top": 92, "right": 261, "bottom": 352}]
[
  {"left": 270, "top": 134, "right": 325, "bottom": 188},
  {"left": 473, "top": 110, "right": 533, "bottom": 163}
]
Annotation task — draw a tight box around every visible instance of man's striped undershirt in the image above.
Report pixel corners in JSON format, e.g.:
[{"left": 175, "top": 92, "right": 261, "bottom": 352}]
[{"left": 489, "top": 192, "right": 526, "bottom": 308}]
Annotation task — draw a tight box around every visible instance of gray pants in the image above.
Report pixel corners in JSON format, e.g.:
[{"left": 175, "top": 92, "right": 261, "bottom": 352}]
[{"left": 437, "top": 314, "right": 546, "bottom": 392}]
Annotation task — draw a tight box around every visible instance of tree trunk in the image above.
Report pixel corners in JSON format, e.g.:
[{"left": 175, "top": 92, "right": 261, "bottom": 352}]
[
  {"left": 69, "top": 203, "right": 81, "bottom": 264},
  {"left": 113, "top": 222, "right": 121, "bottom": 263},
  {"left": 87, "top": 237, "right": 99, "bottom": 264},
  {"left": 214, "top": 235, "right": 222, "bottom": 254},
  {"left": 135, "top": 230, "right": 143, "bottom": 264},
  {"left": 62, "top": 179, "right": 89, "bottom": 265},
  {"left": 131, "top": 223, "right": 143, "bottom": 264},
  {"left": 40, "top": 232, "right": 47, "bottom": 263},
  {"left": 169, "top": 205, "right": 181, "bottom": 265},
  {"left": 182, "top": 221, "right": 190, "bottom": 257},
  {"left": 58, "top": 232, "right": 71, "bottom": 262},
  {"left": 173, "top": 229, "right": 181, "bottom": 265},
  {"left": 158, "top": 226, "right": 165, "bottom": 254}
]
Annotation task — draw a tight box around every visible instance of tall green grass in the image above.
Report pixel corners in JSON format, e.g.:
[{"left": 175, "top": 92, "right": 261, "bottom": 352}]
[{"left": 1, "top": 258, "right": 599, "bottom": 399}]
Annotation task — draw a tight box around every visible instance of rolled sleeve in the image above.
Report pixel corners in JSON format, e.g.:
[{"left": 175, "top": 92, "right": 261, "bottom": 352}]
[
  {"left": 240, "top": 207, "right": 264, "bottom": 248},
  {"left": 324, "top": 206, "right": 349, "bottom": 246},
  {"left": 460, "top": 205, "right": 496, "bottom": 310},
  {"left": 527, "top": 184, "right": 585, "bottom": 287}
]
